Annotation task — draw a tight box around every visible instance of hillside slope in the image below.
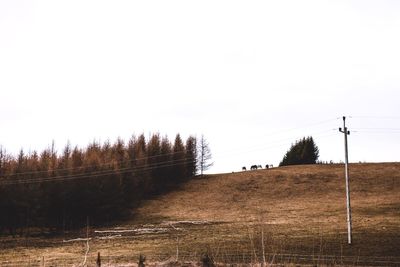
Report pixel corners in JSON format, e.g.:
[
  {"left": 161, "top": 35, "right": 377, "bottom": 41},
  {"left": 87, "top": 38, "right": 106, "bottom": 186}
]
[
  {"left": 1, "top": 163, "right": 399, "bottom": 266},
  {"left": 138, "top": 163, "right": 399, "bottom": 228},
  {"left": 133, "top": 163, "right": 400, "bottom": 263}
]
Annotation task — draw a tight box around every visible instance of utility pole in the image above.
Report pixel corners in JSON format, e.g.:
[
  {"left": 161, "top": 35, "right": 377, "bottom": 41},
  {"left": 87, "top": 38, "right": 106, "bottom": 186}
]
[{"left": 339, "top": 116, "right": 352, "bottom": 244}]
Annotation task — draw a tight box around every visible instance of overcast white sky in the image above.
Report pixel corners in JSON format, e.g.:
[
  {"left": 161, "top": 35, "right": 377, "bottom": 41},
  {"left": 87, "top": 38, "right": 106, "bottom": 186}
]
[{"left": 1, "top": 0, "right": 399, "bottom": 173}]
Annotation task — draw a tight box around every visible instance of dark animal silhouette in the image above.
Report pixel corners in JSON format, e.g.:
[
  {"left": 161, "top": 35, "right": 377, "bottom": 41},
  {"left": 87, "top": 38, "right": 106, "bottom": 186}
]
[
  {"left": 265, "top": 165, "right": 269, "bottom": 169},
  {"left": 250, "top": 165, "right": 258, "bottom": 170},
  {"left": 242, "top": 166, "right": 246, "bottom": 171}
]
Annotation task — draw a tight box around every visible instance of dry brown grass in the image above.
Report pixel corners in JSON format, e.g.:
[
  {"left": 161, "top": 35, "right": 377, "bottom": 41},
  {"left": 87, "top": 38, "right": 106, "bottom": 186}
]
[{"left": 0, "top": 163, "right": 399, "bottom": 266}]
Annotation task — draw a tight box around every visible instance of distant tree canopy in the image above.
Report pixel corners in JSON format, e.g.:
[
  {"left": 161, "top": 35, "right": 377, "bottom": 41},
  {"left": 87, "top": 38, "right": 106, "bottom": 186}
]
[
  {"left": 279, "top": 136, "right": 319, "bottom": 167},
  {"left": 0, "top": 133, "right": 206, "bottom": 235}
]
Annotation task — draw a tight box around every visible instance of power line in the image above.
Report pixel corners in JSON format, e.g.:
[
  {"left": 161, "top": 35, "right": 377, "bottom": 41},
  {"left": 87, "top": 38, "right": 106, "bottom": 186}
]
[
  {"left": 0, "top": 156, "right": 195, "bottom": 185},
  {"left": 0, "top": 125, "right": 393, "bottom": 186},
  {"left": 1, "top": 122, "right": 340, "bottom": 177},
  {"left": 0, "top": 145, "right": 195, "bottom": 177},
  {"left": 352, "top": 127, "right": 400, "bottom": 131},
  {"left": 0, "top": 128, "right": 337, "bottom": 185},
  {"left": 216, "top": 129, "right": 337, "bottom": 157},
  {"left": 244, "top": 117, "right": 341, "bottom": 141},
  {"left": 350, "top": 115, "right": 400, "bottom": 120},
  {"left": 1, "top": 116, "right": 396, "bottom": 185},
  {"left": 352, "top": 128, "right": 400, "bottom": 134},
  {"left": 352, "top": 131, "right": 400, "bottom": 134}
]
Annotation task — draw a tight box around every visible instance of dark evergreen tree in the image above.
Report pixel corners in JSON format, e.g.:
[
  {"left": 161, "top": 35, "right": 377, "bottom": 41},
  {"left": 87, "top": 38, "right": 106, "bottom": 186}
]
[{"left": 279, "top": 136, "right": 319, "bottom": 166}]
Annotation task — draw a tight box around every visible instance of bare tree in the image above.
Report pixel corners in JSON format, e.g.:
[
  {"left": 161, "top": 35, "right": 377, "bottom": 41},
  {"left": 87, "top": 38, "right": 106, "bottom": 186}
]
[{"left": 198, "top": 135, "right": 213, "bottom": 176}]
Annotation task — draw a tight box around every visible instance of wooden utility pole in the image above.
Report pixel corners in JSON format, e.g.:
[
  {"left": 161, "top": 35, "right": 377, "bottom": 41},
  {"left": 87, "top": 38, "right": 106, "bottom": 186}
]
[{"left": 339, "top": 116, "right": 352, "bottom": 244}]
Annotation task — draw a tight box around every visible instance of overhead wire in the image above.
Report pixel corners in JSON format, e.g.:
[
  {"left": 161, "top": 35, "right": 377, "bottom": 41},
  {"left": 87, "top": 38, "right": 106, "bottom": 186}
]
[
  {"left": 0, "top": 128, "right": 337, "bottom": 185},
  {"left": 352, "top": 131, "right": 400, "bottom": 134},
  {"left": 0, "top": 144, "right": 195, "bottom": 177},
  {"left": 0, "top": 118, "right": 341, "bottom": 178},
  {"left": 0, "top": 156, "right": 195, "bottom": 185},
  {"left": 352, "top": 127, "right": 400, "bottom": 130},
  {"left": 1, "top": 116, "right": 397, "bottom": 185},
  {"left": 217, "top": 129, "right": 337, "bottom": 157},
  {"left": 0, "top": 129, "right": 339, "bottom": 186},
  {"left": 349, "top": 115, "right": 400, "bottom": 120},
  {"left": 242, "top": 117, "right": 341, "bottom": 141}
]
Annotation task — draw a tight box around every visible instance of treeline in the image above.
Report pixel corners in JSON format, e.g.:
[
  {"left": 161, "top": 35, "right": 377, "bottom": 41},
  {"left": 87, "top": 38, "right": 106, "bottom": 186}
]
[{"left": 0, "top": 133, "right": 200, "bottom": 235}]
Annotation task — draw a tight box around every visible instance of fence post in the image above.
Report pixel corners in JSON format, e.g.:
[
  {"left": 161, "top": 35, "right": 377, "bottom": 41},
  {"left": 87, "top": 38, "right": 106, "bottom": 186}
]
[{"left": 96, "top": 252, "right": 101, "bottom": 267}]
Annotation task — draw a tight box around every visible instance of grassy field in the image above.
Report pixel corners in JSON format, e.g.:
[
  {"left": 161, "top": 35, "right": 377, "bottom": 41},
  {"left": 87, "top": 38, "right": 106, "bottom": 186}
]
[{"left": 0, "top": 163, "right": 399, "bottom": 266}]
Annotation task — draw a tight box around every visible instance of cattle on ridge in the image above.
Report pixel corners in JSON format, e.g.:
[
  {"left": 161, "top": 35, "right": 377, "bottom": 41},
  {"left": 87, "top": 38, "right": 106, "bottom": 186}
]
[
  {"left": 243, "top": 164, "right": 274, "bottom": 171},
  {"left": 250, "top": 165, "right": 258, "bottom": 170}
]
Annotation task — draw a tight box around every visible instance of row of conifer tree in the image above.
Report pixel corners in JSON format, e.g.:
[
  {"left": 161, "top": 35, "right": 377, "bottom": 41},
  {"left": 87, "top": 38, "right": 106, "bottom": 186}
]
[{"left": 0, "top": 133, "right": 205, "bottom": 235}]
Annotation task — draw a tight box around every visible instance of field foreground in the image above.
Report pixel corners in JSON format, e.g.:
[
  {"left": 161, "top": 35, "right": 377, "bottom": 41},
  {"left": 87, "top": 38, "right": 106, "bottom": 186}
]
[{"left": 0, "top": 163, "right": 399, "bottom": 266}]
